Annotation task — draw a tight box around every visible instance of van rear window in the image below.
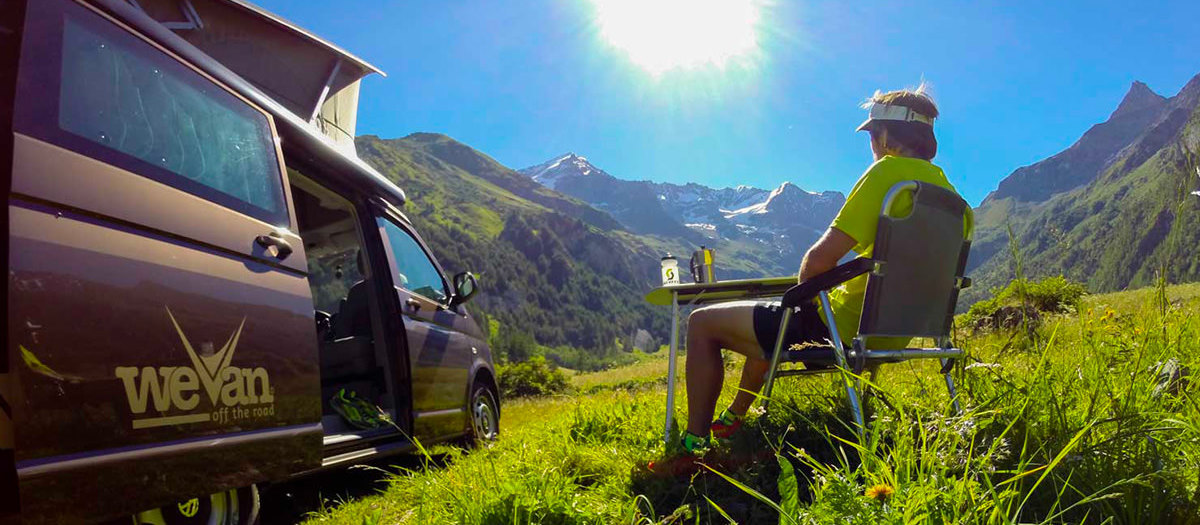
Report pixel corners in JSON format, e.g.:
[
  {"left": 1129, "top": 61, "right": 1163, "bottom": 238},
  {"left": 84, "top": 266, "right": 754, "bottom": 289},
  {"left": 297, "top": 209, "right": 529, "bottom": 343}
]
[{"left": 15, "top": 0, "right": 288, "bottom": 226}]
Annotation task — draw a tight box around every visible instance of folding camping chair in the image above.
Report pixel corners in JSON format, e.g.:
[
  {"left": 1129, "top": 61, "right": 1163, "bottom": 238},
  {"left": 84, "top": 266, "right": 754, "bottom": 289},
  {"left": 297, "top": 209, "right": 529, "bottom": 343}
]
[{"left": 760, "top": 181, "right": 972, "bottom": 435}]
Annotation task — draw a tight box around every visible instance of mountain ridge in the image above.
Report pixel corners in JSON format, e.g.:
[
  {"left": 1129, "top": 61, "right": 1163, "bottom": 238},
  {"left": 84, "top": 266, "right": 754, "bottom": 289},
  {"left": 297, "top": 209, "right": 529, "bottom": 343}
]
[
  {"left": 519, "top": 153, "right": 845, "bottom": 270},
  {"left": 982, "top": 80, "right": 1176, "bottom": 206},
  {"left": 964, "top": 74, "right": 1200, "bottom": 307}
]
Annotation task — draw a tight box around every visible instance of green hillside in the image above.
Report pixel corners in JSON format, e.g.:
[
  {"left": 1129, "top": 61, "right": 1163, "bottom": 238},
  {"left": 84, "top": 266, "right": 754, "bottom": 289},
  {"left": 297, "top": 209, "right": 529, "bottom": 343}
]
[
  {"left": 357, "top": 134, "right": 677, "bottom": 363},
  {"left": 964, "top": 82, "right": 1200, "bottom": 307}
]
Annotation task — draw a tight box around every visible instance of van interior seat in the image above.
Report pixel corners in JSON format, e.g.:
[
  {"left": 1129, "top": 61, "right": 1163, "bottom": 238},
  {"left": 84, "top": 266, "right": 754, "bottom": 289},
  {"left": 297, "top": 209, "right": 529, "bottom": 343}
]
[{"left": 335, "top": 250, "right": 372, "bottom": 338}]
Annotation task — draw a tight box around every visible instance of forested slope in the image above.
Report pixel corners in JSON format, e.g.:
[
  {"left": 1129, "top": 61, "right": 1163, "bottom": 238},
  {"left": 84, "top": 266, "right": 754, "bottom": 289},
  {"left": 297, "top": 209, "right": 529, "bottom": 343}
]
[{"left": 356, "top": 134, "right": 671, "bottom": 363}]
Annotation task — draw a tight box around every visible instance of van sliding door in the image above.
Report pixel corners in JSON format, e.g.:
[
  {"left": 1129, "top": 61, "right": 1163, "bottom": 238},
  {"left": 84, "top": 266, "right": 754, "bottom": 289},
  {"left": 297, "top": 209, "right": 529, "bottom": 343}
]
[{"left": 6, "top": 0, "right": 321, "bottom": 521}]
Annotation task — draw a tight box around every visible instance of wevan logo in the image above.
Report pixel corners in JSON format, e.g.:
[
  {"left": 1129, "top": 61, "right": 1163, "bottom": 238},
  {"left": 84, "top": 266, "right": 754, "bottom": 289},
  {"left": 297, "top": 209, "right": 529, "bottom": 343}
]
[{"left": 114, "top": 307, "right": 274, "bottom": 429}]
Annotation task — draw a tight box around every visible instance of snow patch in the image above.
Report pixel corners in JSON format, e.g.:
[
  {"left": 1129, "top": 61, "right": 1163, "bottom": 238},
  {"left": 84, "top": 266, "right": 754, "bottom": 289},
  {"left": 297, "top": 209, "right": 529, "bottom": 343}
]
[{"left": 518, "top": 153, "right": 600, "bottom": 189}]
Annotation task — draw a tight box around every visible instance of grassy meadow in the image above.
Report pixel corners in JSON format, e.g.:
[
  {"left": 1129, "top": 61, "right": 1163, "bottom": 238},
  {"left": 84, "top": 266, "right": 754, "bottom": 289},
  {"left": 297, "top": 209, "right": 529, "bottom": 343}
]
[{"left": 304, "top": 283, "right": 1200, "bottom": 524}]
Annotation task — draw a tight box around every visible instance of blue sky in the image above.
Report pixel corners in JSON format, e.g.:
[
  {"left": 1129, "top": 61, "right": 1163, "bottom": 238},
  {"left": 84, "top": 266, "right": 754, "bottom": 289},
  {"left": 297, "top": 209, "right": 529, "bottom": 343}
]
[{"left": 256, "top": 0, "right": 1200, "bottom": 205}]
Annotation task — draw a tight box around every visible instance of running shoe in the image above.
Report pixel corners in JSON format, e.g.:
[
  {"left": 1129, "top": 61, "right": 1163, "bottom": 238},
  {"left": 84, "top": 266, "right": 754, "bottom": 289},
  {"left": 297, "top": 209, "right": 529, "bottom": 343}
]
[
  {"left": 710, "top": 409, "right": 743, "bottom": 440},
  {"left": 330, "top": 389, "right": 390, "bottom": 430}
]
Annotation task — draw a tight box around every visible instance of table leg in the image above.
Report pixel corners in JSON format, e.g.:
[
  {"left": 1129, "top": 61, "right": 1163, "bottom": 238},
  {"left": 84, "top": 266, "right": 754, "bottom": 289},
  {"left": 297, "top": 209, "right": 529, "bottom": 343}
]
[{"left": 664, "top": 291, "right": 679, "bottom": 444}]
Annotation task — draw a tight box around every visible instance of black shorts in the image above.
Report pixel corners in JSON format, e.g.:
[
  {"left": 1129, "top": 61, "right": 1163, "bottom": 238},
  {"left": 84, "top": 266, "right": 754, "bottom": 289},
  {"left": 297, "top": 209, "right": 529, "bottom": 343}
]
[{"left": 752, "top": 301, "right": 832, "bottom": 357}]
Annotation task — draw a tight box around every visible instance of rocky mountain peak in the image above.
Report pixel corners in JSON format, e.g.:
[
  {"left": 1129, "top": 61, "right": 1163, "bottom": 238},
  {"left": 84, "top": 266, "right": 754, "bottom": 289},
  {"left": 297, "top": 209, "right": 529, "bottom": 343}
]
[
  {"left": 984, "top": 77, "right": 1178, "bottom": 205},
  {"left": 760, "top": 181, "right": 801, "bottom": 204},
  {"left": 517, "top": 152, "right": 604, "bottom": 189},
  {"left": 519, "top": 153, "right": 845, "bottom": 262},
  {"left": 1111, "top": 81, "right": 1166, "bottom": 119}
]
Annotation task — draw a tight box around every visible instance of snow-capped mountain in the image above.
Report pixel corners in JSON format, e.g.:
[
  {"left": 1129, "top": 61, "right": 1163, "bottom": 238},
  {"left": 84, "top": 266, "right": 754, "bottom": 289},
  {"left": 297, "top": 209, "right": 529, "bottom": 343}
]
[
  {"left": 519, "top": 153, "right": 845, "bottom": 263},
  {"left": 519, "top": 153, "right": 599, "bottom": 190}
]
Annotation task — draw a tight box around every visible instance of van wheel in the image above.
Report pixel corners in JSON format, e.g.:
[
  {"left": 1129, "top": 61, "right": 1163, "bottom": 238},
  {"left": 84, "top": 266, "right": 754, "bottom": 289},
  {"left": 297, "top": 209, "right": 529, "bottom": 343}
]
[
  {"left": 132, "top": 485, "right": 259, "bottom": 525},
  {"left": 468, "top": 383, "right": 500, "bottom": 443}
]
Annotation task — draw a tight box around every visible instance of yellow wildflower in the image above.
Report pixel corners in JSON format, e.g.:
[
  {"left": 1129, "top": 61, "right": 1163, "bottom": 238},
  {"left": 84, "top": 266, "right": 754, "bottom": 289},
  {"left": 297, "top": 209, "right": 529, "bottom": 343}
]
[{"left": 865, "top": 484, "right": 894, "bottom": 502}]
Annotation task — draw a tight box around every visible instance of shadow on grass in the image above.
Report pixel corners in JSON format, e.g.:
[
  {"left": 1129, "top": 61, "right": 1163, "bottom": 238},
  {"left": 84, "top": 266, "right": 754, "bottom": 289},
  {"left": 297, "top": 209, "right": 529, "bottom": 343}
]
[
  {"left": 630, "top": 397, "right": 862, "bottom": 524},
  {"left": 259, "top": 451, "right": 455, "bottom": 524}
]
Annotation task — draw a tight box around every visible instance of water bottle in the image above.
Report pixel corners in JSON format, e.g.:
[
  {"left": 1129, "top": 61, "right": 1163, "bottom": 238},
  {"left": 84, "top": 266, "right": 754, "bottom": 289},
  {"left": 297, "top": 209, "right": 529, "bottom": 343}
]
[{"left": 661, "top": 254, "right": 680, "bottom": 286}]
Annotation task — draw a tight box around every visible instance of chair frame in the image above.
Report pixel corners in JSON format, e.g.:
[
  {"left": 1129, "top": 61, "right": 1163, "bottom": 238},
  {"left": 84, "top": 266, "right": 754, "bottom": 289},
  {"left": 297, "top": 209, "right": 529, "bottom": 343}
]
[{"left": 759, "top": 181, "right": 970, "bottom": 437}]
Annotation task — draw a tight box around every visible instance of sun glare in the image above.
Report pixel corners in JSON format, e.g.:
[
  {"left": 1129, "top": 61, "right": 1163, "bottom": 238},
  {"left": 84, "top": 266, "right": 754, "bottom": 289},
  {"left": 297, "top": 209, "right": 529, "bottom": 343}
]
[{"left": 591, "top": 0, "right": 761, "bottom": 74}]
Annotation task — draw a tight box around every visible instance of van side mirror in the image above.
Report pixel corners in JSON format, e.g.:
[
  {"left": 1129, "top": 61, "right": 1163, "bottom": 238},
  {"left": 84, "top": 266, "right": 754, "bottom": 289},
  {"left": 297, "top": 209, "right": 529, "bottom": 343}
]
[{"left": 450, "top": 272, "right": 479, "bottom": 307}]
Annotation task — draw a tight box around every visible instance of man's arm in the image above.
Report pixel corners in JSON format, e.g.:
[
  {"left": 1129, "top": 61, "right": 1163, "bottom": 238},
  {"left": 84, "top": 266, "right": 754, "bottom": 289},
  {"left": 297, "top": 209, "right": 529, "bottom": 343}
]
[{"left": 798, "top": 227, "right": 857, "bottom": 283}]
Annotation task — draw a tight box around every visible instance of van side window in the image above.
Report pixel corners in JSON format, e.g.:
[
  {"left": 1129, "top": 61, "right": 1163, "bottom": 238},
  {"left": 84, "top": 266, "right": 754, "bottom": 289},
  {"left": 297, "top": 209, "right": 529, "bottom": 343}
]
[
  {"left": 14, "top": 0, "right": 287, "bottom": 225},
  {"left": 377, "top": 217, "right": 449, "bottom": 303}
]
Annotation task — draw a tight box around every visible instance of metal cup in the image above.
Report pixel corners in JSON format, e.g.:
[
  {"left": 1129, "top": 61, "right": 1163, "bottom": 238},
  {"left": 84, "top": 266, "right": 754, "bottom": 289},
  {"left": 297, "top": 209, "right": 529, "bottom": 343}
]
[{"left": 690, "top": 246, "right": 716, "bottom": 283}]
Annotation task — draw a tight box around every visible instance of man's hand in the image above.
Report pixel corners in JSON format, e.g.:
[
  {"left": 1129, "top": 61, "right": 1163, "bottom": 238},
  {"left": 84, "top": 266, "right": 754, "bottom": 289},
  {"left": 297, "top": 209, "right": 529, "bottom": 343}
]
[{"left": 798, "top": 228, "right": 857, "bottom": 283}]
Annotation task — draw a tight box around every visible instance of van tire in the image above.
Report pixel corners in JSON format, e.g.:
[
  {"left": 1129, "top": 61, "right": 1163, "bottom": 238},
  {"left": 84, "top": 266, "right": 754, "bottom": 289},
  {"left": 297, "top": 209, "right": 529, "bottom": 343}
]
[
  {"left": 132, "top": 485, "right": 258, "bottom": 525},
  {"left": 467, "top": 383, "right": 500, "bottom": 444},
  {"left": 236, "top": 485, "right": 260, "bottom": 525}
]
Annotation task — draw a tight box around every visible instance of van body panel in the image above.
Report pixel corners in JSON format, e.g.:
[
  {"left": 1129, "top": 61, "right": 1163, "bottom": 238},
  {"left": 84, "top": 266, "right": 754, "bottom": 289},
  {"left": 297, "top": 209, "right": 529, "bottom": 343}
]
[
  {"left": 16, "top": 425, "right": 320, "bottom": 523},
  {"left": 403, "top": 299, "right": 471, "bottom": 437},
  {"left": 8, "top": 199, "right": 322, "bottom": 520},
  {"left": 0, "top": 0, "right": 20, "bottom": 518},
  {"left": 7, "top": 0, "right": 323, "bottom": 519}
]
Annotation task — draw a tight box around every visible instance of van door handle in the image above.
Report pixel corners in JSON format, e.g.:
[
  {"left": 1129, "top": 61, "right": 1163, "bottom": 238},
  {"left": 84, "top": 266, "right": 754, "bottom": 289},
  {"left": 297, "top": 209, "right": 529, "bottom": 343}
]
[
  {"left": 255, "top": 232, "right": 293, "bottom": 260},
  {"left": 405, "top": 298, "right": 422, "bottom": 312}
]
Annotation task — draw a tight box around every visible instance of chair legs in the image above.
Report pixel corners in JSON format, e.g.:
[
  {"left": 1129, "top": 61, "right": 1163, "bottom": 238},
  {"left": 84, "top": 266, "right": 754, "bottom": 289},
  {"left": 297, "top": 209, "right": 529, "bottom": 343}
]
[
  {"left": 940, "top": 358, "right": 962, "bottom": 415},
  {"left": 761, "top": 294, "right": 868, "bottom": 438},
  {"left": 818, "top": 292, "right": 865, "bottom": 439},
  {"left": 760, "top": 307, "right": 792, "bottom": 413},
  {"left": 761, "top": 296, "right": 963, "bottom": 439},
  {"left": 936, "top": 337, "right": 963, "bottom": 416}
]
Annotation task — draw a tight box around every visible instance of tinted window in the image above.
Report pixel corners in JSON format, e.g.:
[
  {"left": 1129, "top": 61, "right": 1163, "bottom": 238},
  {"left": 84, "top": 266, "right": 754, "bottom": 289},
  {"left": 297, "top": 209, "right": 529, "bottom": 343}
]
[
  {"left": 378, "top": 218, "right": 448, "bottom": 303},
  {"left": 15, "top": 0, "right": 287, "bottom": 225}
]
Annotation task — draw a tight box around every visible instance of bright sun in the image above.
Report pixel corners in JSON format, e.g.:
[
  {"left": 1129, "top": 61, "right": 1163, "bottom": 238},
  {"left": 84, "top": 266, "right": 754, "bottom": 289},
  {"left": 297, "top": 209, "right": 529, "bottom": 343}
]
[{"left": 590, "top": 0, "right": 761, "bottom": 74}]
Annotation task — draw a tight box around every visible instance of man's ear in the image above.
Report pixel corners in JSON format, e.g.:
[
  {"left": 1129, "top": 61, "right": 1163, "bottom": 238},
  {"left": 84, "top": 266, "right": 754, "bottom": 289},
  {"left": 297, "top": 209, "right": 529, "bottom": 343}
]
[{"left": 870, "top": 128, "right": 889, "bottom": 157}]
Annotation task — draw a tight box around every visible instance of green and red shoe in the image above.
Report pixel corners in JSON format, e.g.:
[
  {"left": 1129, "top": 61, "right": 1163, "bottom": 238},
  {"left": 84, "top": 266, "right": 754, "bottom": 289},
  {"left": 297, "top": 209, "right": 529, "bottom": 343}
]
[
  {"left": 710, "top": 408, "right": 744, "bottom": 440},
  {"left": 646, "top": 432, "right": 709, "bottom": 477}
]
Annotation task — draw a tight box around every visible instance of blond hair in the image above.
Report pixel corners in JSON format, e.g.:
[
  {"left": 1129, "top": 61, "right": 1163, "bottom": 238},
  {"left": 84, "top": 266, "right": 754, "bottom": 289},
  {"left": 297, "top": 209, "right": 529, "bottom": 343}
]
[{"left": 862, "top": 82, "right": 939, "bottom": 118}]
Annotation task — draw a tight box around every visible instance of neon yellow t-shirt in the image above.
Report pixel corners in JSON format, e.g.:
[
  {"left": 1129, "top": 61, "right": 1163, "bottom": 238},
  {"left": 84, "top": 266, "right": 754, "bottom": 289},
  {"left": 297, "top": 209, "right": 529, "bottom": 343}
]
[{"left": 821, "top": 155, "right": 972, "bottom": 348}]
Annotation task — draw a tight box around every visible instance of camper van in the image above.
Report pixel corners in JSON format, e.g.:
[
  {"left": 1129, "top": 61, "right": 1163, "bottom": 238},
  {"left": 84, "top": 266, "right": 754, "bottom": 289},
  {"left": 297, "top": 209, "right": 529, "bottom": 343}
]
[{"left": 0, "top": 0, "right": 500, "bottom": 522}]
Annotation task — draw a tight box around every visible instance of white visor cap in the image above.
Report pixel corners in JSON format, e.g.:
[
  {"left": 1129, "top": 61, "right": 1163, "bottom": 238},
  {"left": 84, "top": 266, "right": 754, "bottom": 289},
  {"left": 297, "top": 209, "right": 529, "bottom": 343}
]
[{"left": 856, "top": 103, "right": 935, "bottom": 131}]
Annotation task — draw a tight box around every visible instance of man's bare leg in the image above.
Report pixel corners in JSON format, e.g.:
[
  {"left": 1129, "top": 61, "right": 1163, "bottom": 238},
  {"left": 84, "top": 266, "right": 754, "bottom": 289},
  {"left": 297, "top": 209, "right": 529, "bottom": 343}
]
[
  {"left": 684, "top": 301, "right": 768, "bottom": 437},
  {"left": 729, "top": 356, "right": 770, "bottom": 415}
]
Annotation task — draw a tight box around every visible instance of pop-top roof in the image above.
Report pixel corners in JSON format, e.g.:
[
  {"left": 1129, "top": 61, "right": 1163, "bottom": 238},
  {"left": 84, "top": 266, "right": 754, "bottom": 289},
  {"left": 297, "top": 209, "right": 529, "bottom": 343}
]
[
  {"left": 215, "top": 0, "right": 386, "bottom": 78},
  {"left": 129, "top": 0, "right": 385, "bottom": 132}
]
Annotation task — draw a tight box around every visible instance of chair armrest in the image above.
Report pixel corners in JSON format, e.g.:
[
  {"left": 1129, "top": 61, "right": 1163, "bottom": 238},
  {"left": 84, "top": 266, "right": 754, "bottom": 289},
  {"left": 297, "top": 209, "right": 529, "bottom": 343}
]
[{"left": 781, "top": 257, "right": 875, "bottom": 308}]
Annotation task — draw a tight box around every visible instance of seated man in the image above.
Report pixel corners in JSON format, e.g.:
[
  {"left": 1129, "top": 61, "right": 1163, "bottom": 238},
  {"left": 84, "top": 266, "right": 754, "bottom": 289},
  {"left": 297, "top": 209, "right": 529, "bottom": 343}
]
[{"left": 678, "top": 85, "right": 967, "bottom": 455}]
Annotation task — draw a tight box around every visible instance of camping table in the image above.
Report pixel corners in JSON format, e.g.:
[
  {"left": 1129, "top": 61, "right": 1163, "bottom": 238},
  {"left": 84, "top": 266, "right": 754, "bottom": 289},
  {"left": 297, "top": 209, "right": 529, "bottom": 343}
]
[{"left": 644, "top": 276, "right": 797, "bottom": 444}]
